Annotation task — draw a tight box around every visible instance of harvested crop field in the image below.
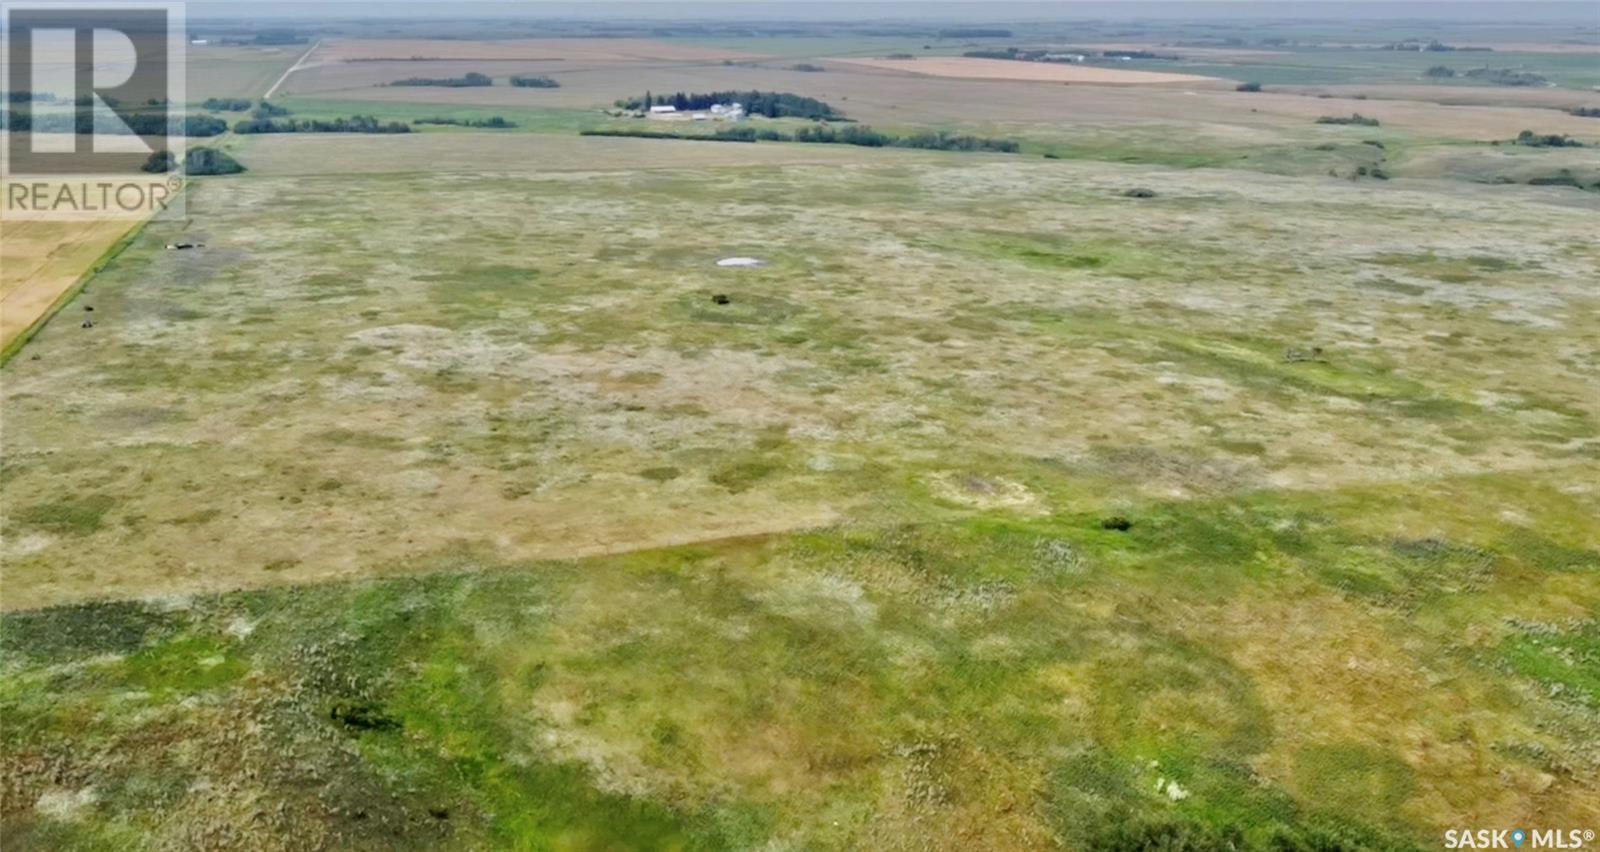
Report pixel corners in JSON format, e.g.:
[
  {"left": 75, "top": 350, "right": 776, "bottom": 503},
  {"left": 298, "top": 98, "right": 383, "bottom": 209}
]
[
  {"left": 0, "top": 216, "right": 141, "bottom": 356},
  {"left": 314, "top": 37, "right": 761, "bottom": 63},
  {"left": 830, "top": 56, "right": 1229, "bottom": 85}
]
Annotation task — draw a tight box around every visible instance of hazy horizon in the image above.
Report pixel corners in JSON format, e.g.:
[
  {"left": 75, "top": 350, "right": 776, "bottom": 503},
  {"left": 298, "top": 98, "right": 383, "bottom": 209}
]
[{"left": 182, "top": 1, "right": 1600, "bottom": 23}]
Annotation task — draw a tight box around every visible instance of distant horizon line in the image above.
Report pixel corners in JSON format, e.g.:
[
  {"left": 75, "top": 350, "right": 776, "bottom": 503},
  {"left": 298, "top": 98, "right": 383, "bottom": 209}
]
[{"left": 176, "top": 1, "right": 1600, "bottom": 26}]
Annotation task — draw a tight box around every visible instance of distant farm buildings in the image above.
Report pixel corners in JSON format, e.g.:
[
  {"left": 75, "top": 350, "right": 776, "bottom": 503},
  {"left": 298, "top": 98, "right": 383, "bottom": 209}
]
[{"left": 645, "top": 102, "right": 746, "bottom": 122}]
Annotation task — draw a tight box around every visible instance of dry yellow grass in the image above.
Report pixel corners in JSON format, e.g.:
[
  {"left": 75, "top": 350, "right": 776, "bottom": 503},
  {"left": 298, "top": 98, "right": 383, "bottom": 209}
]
[
  {"left": 0, "top": 215, "right": 138, "bottom": 354},
  {"left": 830, "top": 56, "right": 1227, "bottom": 85}
]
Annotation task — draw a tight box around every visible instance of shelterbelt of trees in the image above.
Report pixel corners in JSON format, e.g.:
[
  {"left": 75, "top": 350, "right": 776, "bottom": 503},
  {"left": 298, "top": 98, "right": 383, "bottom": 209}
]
[
  {"left": 390, "top": 72, "right": 493, "bottom": 88},
  {"left": 583, "top": 123, "right": 1019, "bottom": 152},
  {"left": 0, "top": 110, "right": 226, "bottom": 137},
  {"left": 234, "top": 115, "right": 411, "bottom": 134}
]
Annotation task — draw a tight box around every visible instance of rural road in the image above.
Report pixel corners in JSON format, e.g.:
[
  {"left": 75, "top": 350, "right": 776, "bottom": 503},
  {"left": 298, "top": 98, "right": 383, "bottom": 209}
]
[{"left": 263, "top": 38, "right": 322, "bottom": 100}]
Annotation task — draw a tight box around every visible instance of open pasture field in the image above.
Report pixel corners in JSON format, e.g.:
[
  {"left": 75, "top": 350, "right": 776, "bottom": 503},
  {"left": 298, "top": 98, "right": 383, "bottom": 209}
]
[
  {"left": 5, "top": 9, "right": 1600, "bottom": 849},
  {"left": 2, "top": 129, "right": 1599, "bottom": 847}
]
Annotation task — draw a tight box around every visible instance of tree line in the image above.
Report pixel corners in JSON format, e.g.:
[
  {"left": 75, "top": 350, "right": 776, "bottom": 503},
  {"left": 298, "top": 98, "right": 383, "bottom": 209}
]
[
  {"left": 510, "top": 75, "right": 560, "bottom": 88},
  {"left": 1512, "top": 130, "right": 1584, "bottom": 148},
  {"left": 413, "top": 116, "right": 516, "bottom": 128},
  {"left": 141, "top": 147, "right": 246, "bottom": 175},
  {"left": 389, "top": 72, "right": 493, "bottom": 88},
  {"left": 582, "top": 123, "right": 1018, "bottom": 153},
  {"left": 233, "top": 114, "right": 411, "bottom": 134},
  {"left": 0, "top": 111, "right": 226, "bottom": 137},
  {"left": 1315, "top": 113, "right": 1381, "bottom": 126},
  {"left": 203, "top": 98, "right": 290, "bottom": 118}
]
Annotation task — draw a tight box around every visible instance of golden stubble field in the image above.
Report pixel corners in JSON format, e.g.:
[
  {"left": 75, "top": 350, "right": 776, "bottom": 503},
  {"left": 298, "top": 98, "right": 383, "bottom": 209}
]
[{"left": 0, "top": 215, "right": 140, "bottom": 355}]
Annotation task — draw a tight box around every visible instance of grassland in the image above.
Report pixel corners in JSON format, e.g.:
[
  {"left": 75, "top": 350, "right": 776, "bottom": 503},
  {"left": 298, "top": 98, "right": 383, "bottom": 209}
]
[
  {"left": 0, "top": 42, "right": 295, "bottom": 361},
  {"left": 3, "top": 131, "right": 1599, "bottom": 847},
  {"left": 4, "top": 16, "right": 1600, "bottom": 851}
]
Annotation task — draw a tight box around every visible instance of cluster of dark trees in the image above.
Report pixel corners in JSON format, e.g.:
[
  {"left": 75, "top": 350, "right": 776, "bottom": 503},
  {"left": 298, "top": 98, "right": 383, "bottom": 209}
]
[
  {"left": 4, "top": 92, "right": 169, "bottom": 107},
  {"left": 1237, "top": 82, "right": 1263, "bottom": 92},
  {"left": 1316, "top": 113, "right": 1381, "bottom": 126},
  {"left": 141, "top": 147, "right": 246, "bottom": 175},
  {"left": 1522, "top": 168, "right": 1594, "bottom": 189},
  {"left": 1102, "top": 49, "right": 1175, "bottom": 60},
  {"left": 583, "top": 123, "right": 1018, "bottom": 153},
  {"left": 1513, "top": 130, "right": 1584, "bottom": 147},
  {"left": 0, "top": 111, "right": 226, "bottom": 137},
  {"left": 1464, "top": 67, "right": 1548, "bottom": 87},
  {"left": 1424, "top": 65, "right": 1456, "bottom": 78},
  {"left": 389, "top": 72, "right": 493, "bottom": 87},
  {"left": 413, "top": 116, "right": 516, "bottom": 128},
  {"left": 964, "top": 48, "right": 1039, "bottom": 60},
  {"left": 510, "top": 75, "right": 560, "bottom": 88},
  {"left": 215, "top": 31, "right": 306, "bottom": 46},
  {"left": 233, "top": 114, "right": 411, "bottom": 134},
  {"left": 791, "top": 124, "right": 1019, "bottom": 151},
  {"left": 790, "top": 64, "right": 826, "bottom": 72},
  {"left": 203, "top": 98, "right": 290, "bottom": 119},
  {"left": 582, "top": 127, "right": 729, "bottom": 141},
  {"left": 1382, "top": 40, "right": 1491, "bottom": 52},
  {"left": 174, "top": 115, "right": 228, "bottom": 136},
  {"left": 248, "top": 31, "right": 306, "bottom": 45},
  {"left": 1569, "top": 107, "right": 1600, "bottom": 118},
  {"left": 617, "top": 90, "right": 841, "bottom": 120}
]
